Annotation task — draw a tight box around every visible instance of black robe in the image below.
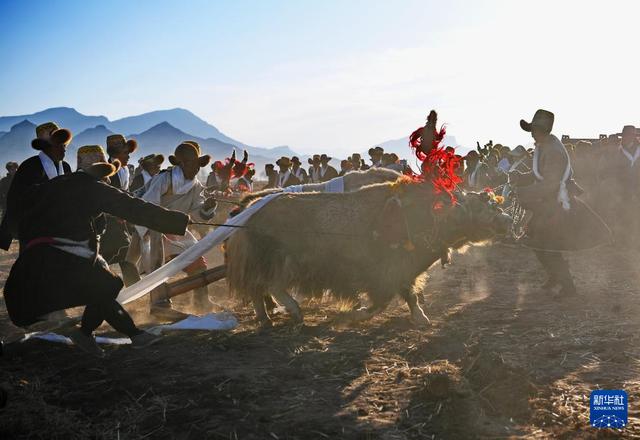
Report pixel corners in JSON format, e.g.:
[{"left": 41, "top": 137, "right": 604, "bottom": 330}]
[
  {"left": 100, "top": 171, "right": 132, "bottom": 264},
  {"left": 4, "top": 171, "right": 188, "bottom": 327},
  {"left": 129, "top": 173, "right": 145, "bottom": 194},
  {"left": 514, "top": 134, "right": 611, "bottom": 251},
  {"left": 320, "top": 165, "right": 339, "bottom": 183},
  {"left": 0, "top": 173, "right": 15, "bottom": 212},
  {"left": 0, "top": 155, "right": 71, "bottom": 250},
  {"left": 278, "top": 172, "right": 302, "bottom": 188}
]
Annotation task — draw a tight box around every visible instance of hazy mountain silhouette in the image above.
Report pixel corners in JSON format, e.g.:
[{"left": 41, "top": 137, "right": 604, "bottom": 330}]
[
  {"left": 0, "top": 107, "right": 109, "bottom": 134},
  {"left": 0, "top": 107, "right": 300, "bottom": 163},
  {"left": 71, "top": 124, "right": 114, "bottom": 147},
  {"left": 110, "top": 108, "right": 242, "bottom": 145},
  {"left": 0, "top": 120, "right": 37, "bottom": 163},
  {"left": 130, "top": 122, "right": 275, "bottom": 175}
]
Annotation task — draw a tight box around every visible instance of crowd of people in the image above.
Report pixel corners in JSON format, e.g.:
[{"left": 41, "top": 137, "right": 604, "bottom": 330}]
[
  {"left": 0, "top": 111, "right": 636, "bottom": 357},
  {"left": 455, "top": 123, "right": 639, "bottom": 246}
]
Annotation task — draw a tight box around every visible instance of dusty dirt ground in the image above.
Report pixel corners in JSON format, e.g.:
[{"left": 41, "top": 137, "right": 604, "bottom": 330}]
[{"left": 1, "top": 240, "right": 640, "bottom": 439}]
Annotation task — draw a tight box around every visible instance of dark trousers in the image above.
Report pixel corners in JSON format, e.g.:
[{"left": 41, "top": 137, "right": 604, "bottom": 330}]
[
  {"left": 534, "top": 250, "right": 572, "bottom": 284},
  {"left": 81, "top": 300, "right": 141, "bottom": 338}
]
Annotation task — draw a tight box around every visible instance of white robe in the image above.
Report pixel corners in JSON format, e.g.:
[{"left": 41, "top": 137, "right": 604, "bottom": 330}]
[{"left": 135, "top": 167, "right": 214, "bottom": 267}]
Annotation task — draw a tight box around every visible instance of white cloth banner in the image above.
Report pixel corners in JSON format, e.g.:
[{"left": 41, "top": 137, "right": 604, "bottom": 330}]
[
  {"left": 282, "top": 175, "right": 345, "bottom": 194},
  {"left": 324, "top": 176, "right": 345, "bottom": 193},
  {"left": 117, "top": 192, "right": 283, "bottom": 305},
  {"left": 23, "top": 312, "right": 239, "bottom": 345}
]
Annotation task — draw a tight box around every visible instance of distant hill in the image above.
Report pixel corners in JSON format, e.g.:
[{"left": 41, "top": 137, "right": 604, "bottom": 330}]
[
  {"left": 0, "top": 107, "right": 302, "bottom": 171},
  {"left": 0, "top": 107, "right": 109, "bottom": 134},
  {"left": 129, "top": 122, "right": 275, "bottom": 176},
  {"left": 0, "top": 120, "right": 37, "bottom": 163},
  {"left": 110, "top": 108, "right": 244, "bottom": 146}
]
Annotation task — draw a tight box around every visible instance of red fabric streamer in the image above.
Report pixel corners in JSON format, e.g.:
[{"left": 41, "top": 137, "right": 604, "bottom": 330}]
[{"left": 407, "top": 123, "right": 462, "bottom": 205}]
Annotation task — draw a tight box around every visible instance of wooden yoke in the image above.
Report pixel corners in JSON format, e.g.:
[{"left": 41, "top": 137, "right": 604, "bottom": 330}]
[{"left": 149, "top": 264, "right": 227, "bottom": 304}]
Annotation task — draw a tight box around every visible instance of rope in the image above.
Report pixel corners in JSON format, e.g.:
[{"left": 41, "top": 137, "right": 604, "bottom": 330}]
[{"left": 188, "top": 221, "right": 370, "bottom": 239}]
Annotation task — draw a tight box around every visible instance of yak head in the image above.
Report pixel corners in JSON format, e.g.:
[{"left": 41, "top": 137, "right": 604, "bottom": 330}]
[
  {"left": 383, "top": 181, "right": 511, "bottom": 250},
  {"left": 447, "top": 190, "right": 512, "bottom": 243}
]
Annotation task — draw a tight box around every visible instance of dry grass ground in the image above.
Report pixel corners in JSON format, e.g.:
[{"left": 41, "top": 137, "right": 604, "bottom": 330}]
[{"left": 1, "top": 241, "right": 640, "bottom": 439}]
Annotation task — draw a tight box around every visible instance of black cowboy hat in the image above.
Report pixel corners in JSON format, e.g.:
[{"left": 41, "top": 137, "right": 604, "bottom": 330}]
[
  {"left": 622, "top": 125, "right": 638, "bottom": 137},
  {"left": 276, "top": 156, "right": 292, "bottom": 167},
  {"left": 106, "top": 134, "right": 138, "bottom": 157},
  {"left": 320, "top": 154, "right": 332, "bottom": 162},
  {"left": 520, "top": 109, "right": 554, "bottom": 133}
]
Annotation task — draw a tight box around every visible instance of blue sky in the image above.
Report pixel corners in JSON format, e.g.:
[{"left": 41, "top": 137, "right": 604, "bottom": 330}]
[{"left": 1, "top": 0, "right": 639, "bottom": 155}]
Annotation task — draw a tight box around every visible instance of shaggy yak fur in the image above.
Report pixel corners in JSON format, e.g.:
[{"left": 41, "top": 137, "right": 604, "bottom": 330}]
[
  {"left": 226, "top": 179, "right": 511, "bottom": 326},
  {"left": 238, "top": 168, "right": 402, "bottom": 208}
]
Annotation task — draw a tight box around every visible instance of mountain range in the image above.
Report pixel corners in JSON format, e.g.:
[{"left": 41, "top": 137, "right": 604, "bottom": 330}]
[
  {"left": 0, "top": 106, "right": 459, "bottom": 176},
  {"left": 0, "top": 107, "right": 298, "bottom": 172}
]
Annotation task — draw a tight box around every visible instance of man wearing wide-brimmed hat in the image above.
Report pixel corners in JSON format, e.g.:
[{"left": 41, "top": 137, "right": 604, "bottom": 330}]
[
  {"left": 462, "top": 150, "right": 489, "bottom": 190},
  {"left": 130, "top": 154, "right": 164, "bottom": 195},
  {"left": 0, "top": 162, "right": 19, "bottom": 213},
  {"left": 291, "top": 156, "right": 308, "bottom": 184},
  {"left": 106, "top": 134, "right": 138, "bottom": 191},
  {"left": 0, "top": 122, "right": 73, "bottom": 251},
  {"left": 275, "top": 156, "right": 300, "bottom": 188},
  {"left": 368, "top": 146, "right": 384, "bottom": 168},
  {"left": 264, "top": 163, "right": 278, "bottom": 189},
  {"left": 504, "top": 145, "right": 530, "bottom": 173},
  {"left": 349, "top": 153, "right": 364, "bottom": 171},
  {"left": 319, "top": 153, "right": 338, "bottom": 182},
  {"left": 510, "top": 109, "right": 611, "bottom": 297},
  {"left": 3, "top": 144, "right": 190, "bottom": 356},
  {"left": 138, "top": 141, "right": 218, "bottom": 317},
  {"left": 100, "top": 134, "right": 141, "bottom": 286},
  {"left": 596, "top": 125, "right": 640, "bottom": 241},
  {"left": 308, "top": 154, "right": 322, "bottom": 183}
]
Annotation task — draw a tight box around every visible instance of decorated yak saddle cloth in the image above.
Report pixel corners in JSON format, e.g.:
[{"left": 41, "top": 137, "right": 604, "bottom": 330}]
[{"left": 532, "top": 142, "right": 572, "bottom": 211}]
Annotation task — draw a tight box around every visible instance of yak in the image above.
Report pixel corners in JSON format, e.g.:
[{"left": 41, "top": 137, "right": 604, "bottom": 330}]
[
  {"left": 225, "top": 178, "right": 511, "bottom": 327},
  {"left": 237, "top": 167, "right": 403, "bottom": 208}
]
